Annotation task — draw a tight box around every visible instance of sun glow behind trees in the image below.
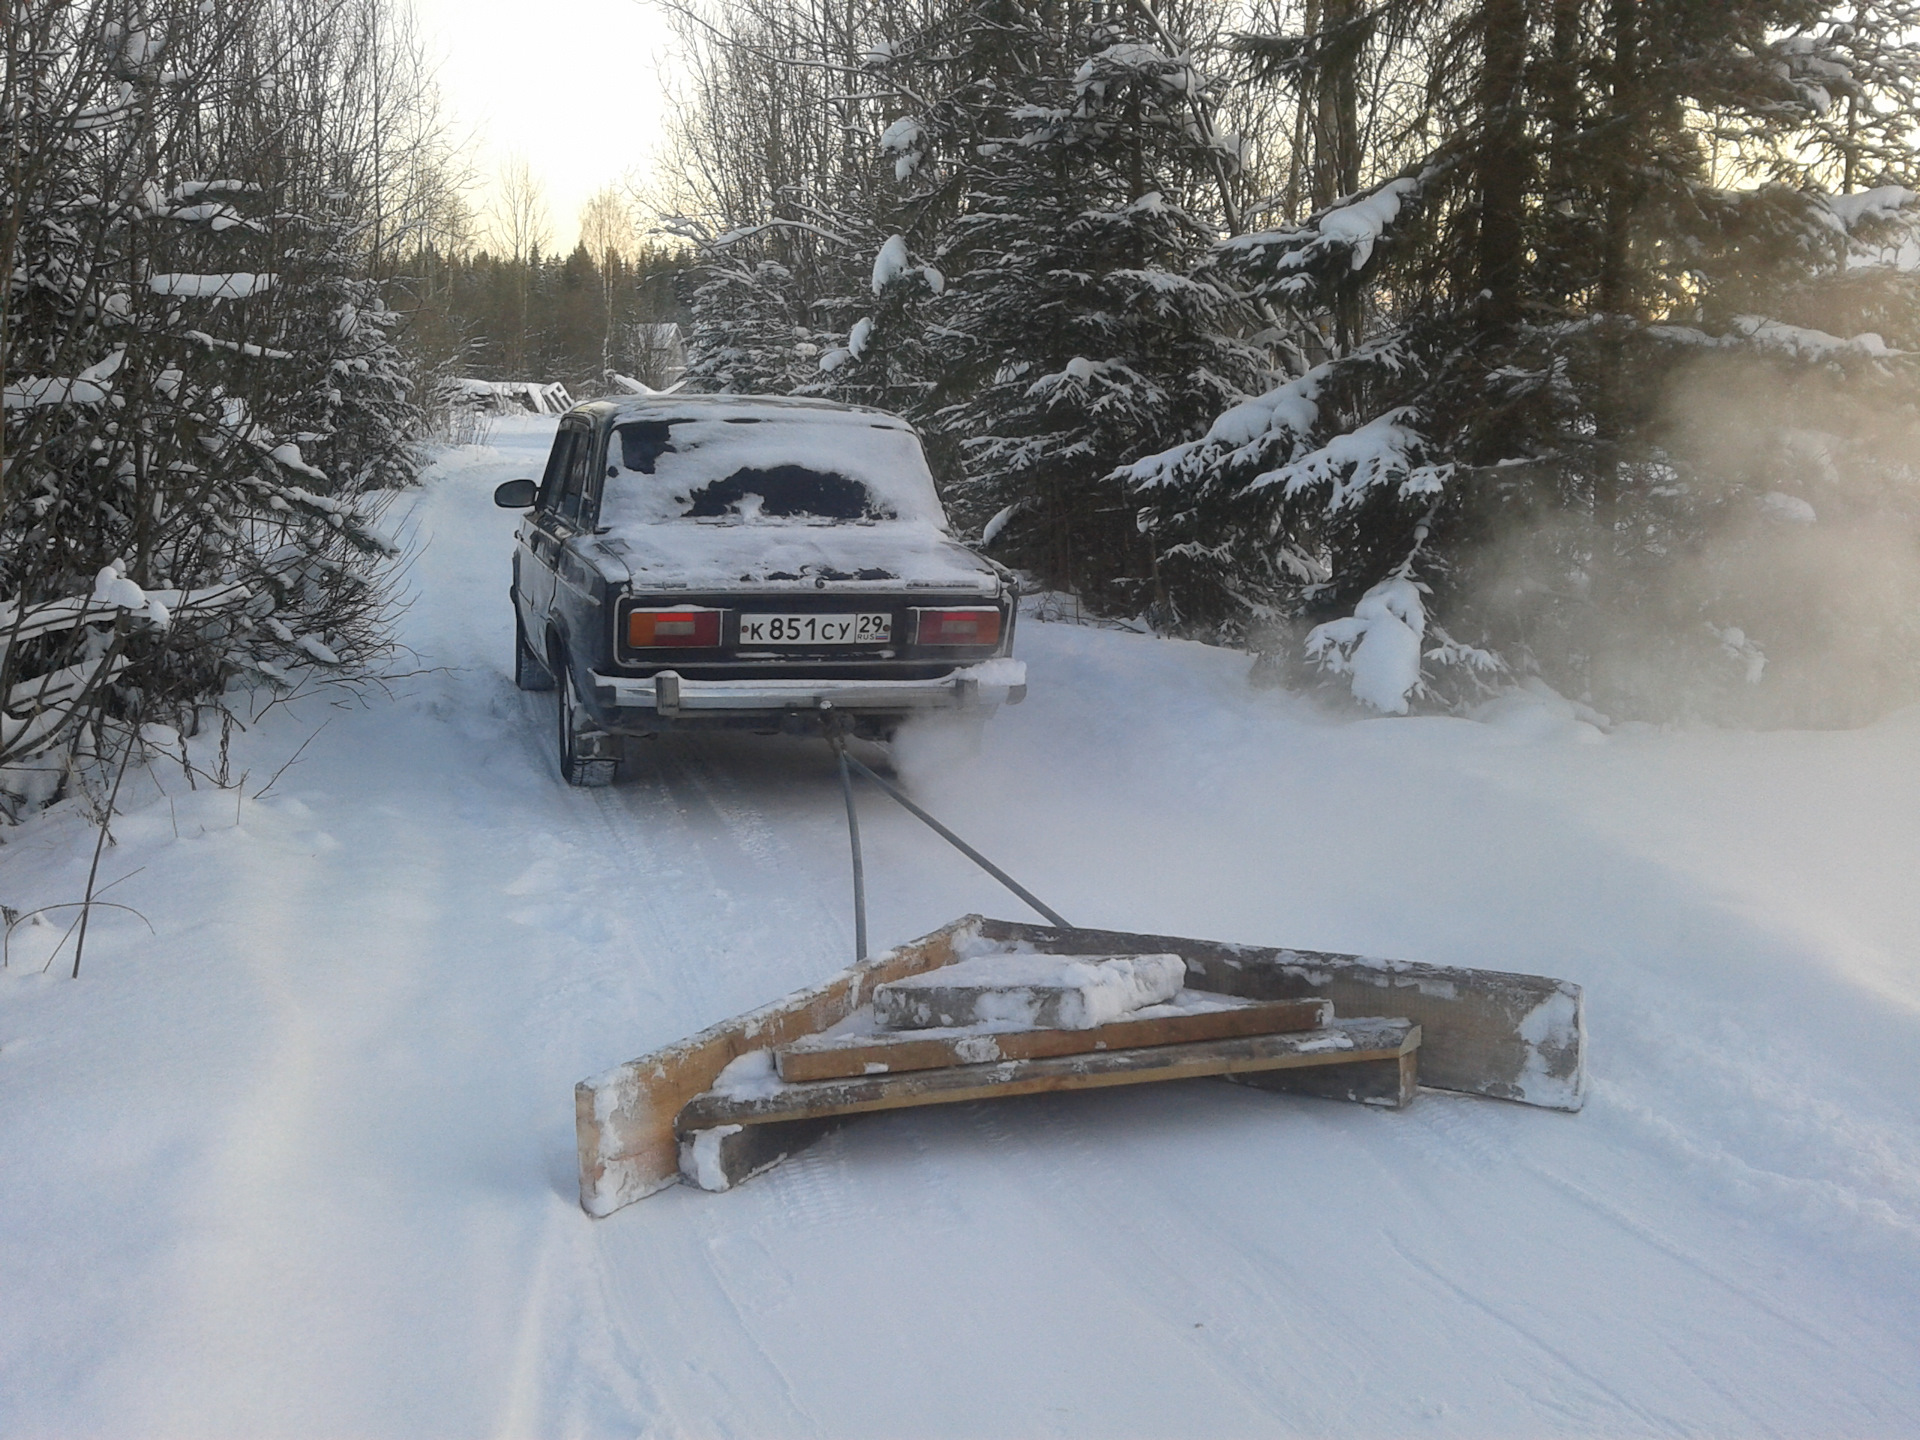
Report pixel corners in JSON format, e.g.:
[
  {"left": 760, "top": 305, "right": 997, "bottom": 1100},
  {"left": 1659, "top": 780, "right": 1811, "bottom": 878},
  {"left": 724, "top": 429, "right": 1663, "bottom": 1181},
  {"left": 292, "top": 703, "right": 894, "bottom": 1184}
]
[{"left": 407, "top": 0, "right": 678, "bottom": 253}]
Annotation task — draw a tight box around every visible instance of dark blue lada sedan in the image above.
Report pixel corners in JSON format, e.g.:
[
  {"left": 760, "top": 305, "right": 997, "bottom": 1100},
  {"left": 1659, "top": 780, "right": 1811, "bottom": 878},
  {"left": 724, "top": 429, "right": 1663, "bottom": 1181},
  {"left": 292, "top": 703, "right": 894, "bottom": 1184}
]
[{"left": 494, "top": 393, "right": 1025, "bottom": 785}]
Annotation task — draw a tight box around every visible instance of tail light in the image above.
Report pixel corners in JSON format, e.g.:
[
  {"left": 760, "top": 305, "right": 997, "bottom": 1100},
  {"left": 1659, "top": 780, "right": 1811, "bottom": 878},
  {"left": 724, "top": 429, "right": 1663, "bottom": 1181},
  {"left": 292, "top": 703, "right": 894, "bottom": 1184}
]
[
  {"left": 913, "top": 607, "right": 1002, "bottom": 647},
  {"left": 628, "top": 607, "right": 722, "bottom": 648}
]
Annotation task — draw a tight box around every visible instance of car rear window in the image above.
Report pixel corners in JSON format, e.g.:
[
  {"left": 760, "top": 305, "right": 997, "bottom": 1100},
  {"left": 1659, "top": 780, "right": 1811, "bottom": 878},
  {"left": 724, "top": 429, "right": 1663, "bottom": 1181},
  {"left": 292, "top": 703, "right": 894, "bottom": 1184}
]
[{"left": 599, "top": 412, "right": 948, "bottom": 528}]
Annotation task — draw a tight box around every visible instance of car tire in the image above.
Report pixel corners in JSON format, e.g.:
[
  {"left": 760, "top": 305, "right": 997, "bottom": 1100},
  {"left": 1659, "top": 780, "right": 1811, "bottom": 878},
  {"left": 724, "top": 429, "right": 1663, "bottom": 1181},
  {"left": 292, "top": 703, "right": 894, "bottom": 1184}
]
[
  {"left": 554, "top": 650, "right": 617, "bottom": 788},
  {"left": 514, "top": 608, "right": 554, "bottom": 691}
]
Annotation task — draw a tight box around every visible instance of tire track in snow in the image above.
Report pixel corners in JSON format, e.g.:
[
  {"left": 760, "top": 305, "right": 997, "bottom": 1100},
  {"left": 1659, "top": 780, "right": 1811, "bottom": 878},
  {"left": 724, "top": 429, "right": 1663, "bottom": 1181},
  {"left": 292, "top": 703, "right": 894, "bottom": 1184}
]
[
  {"left": 591, "top": 1197, "right": 823, "bottom": 1439},
  {"left": 1389, "top": 1095, "right": 1892, "bottom": 1433},
  {"left": 624, "top": 736, "right": 853, "bottom": 958},
  {"left": 1385, "top": 1235, "right": 1688, "bottom": 1437},
  {"left": 353, "top": 465, "right": 793, "bottom": 1434},
  {"left": 531, "top": 738, "right": 874, "bottom": 1432},
  {"left": 410, "top": 425, "right": 854, "bottom": 1432},
  {"left": 939, "top": 1089, "right": 1320, "bottom": 1435},
  {"left": 995, "top": 1088, "right": 1345, "bottom": 1430},
  {"left": 1508, "top": 1142, "right": 1850, "bottom": 1356},
  {"left": 1007, "top": 1086, "right": 1450, "bottom": 1433},
  {"left": 579, "top": 740, "right": 843, "bottom": 1037}
]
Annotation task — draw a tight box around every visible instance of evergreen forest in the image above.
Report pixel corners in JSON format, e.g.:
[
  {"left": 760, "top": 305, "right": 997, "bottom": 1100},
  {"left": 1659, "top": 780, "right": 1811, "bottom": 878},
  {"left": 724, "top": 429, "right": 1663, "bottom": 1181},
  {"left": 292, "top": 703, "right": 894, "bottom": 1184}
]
[{"left": 662, "top": 0, "right": 1920, "bottom": 725}]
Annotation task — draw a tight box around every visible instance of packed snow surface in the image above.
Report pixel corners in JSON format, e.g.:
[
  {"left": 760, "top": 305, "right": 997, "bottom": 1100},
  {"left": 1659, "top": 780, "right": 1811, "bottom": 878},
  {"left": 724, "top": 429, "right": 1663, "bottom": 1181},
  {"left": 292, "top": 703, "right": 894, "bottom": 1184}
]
[
  {"left": 3, "top": 414, "right": 1919, "bottom": 1436},
  {"left": 873, "top": 951, "right": 1186, "bottom": 1030}
]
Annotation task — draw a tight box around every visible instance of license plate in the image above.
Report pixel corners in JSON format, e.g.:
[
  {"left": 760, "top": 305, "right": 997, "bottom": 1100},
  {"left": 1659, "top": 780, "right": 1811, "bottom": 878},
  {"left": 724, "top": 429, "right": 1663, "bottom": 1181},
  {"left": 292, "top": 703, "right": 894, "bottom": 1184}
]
[{"left": 738, "top": 612, "right": 891, "bottom": 645}]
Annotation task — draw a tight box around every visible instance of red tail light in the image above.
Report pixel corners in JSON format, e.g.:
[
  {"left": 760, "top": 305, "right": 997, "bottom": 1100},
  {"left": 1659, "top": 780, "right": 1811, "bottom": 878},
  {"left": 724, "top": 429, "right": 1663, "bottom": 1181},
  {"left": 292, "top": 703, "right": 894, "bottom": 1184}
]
[
  {"left": 913, "top": 607, "right": 1002, "bottom": 646},
  {"left": 628, "top": 607, "right": 722, "bottom": 648}
]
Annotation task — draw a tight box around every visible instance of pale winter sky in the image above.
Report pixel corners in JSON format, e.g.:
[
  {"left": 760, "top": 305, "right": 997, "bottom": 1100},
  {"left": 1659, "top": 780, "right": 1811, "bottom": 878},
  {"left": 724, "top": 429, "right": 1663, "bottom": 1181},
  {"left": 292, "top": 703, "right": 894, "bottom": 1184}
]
[{"left": 410, "top": 0, "right": 681, "bottom": 253}]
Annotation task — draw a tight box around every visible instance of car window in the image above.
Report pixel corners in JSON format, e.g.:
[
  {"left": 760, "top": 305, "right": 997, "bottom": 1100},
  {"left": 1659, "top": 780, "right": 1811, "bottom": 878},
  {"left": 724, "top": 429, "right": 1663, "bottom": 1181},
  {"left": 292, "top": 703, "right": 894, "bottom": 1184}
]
[
  {"left": 682, "top": 466, "right": 879, "bottom": 520},
  {"left": 536, "top": 428, "right": 578, "bottom": 517},
  {"left": 600, "top": 414, "right": 948, "bottom": 529},
  {"left": 615, "top": 421, "right": 674, "bottom": 474},
  {"left": 553, "top": 426, "right": 595, "bottom": 527}
]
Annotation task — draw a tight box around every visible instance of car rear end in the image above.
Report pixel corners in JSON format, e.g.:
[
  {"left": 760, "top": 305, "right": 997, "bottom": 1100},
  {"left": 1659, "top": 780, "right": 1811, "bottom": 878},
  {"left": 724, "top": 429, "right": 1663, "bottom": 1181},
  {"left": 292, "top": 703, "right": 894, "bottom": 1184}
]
[
  {"left": 591, "top": 585, "right": 1023, "bottom": 738},
  {"left": 578, "top": 396, "right": 1024, "bottom": 738}
]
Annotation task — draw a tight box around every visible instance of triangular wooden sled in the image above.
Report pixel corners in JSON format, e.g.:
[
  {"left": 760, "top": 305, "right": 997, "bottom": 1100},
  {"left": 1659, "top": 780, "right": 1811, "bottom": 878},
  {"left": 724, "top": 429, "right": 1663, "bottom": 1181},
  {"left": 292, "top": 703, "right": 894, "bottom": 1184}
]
[{"left": 575, "top": 915, "right": 1585, "bottom": 1217}]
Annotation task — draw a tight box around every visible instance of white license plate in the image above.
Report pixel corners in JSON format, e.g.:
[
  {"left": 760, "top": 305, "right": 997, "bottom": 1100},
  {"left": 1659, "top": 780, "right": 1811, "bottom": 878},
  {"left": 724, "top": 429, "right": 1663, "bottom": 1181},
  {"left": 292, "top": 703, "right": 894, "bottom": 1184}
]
[{"left": 738, "top": 612, "right": 891, "bottom": 646}]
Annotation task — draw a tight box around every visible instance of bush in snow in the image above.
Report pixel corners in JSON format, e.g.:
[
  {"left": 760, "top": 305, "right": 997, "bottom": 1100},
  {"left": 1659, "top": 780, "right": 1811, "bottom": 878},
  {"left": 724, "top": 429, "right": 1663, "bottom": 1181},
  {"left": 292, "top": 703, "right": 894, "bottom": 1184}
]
[{"left": 0, "top": 0, "right": 430, "bottom": 813}]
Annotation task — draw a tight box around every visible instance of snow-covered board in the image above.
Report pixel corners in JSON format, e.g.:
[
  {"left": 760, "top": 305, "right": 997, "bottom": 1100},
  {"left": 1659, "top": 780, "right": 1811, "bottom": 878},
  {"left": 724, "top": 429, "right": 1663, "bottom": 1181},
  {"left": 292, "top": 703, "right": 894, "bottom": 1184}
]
[
  {"left": 870, "top": 951, "right": 1186, "bottom": 1030},
  {"left": 677, "top": 1017, "right": 1421, "bottom": 1191},
  {"left": 776, "top": 995, "right": 1333, "bottom": 1082},
  {"left": 682, "top": 1042, "right": 1420, "bottom": 1193}
]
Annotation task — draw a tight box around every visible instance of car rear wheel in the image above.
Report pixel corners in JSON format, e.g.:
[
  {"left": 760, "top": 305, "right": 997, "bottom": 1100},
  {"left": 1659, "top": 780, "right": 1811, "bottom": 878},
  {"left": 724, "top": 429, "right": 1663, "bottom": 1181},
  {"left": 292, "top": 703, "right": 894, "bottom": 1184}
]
[
  {"left": 514, "top": 608, "right": 554, "bottom": 691},
  {"left": 554, "top": 650, "right": 617, "bottom": 787}
]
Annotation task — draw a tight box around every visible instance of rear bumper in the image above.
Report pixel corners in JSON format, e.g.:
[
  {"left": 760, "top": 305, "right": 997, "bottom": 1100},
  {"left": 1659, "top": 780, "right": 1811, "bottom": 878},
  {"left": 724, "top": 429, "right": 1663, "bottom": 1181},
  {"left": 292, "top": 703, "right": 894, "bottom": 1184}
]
[{"left": 588, "top": 658, "right": 1026, "bottom": 722}]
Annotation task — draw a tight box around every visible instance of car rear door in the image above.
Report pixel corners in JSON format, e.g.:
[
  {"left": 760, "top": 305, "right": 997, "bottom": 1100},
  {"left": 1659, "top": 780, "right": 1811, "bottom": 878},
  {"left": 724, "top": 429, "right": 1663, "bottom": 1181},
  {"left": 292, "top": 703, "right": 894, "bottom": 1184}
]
[{"left": 515, "top": 418, "right": 591, "bottom": 646}]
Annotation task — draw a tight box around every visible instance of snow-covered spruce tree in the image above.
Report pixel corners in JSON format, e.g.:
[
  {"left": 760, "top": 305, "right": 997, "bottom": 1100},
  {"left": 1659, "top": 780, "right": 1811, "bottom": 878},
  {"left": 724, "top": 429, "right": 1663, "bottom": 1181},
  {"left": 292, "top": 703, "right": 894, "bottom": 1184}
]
[
  {"left": 816, "top": 3, "right": 1263, "bottom": 612},
  {"left": 1129, "top": 0, "right": 1920, "bottom": 721},
  {"left": 662, "top": 0, "right": 1266, "bottom": 606},
  {"left": 0, "top": 0, "right": 421, "bottom": 811},
  {"left": 286, "top": 265, "right": 420, "bottom": 496},
  {"left": 680, "top": 251, "right": 830, "bottom": 394},
  {"left": 805, "top": 228, "right": 951, "bottom": 423}
]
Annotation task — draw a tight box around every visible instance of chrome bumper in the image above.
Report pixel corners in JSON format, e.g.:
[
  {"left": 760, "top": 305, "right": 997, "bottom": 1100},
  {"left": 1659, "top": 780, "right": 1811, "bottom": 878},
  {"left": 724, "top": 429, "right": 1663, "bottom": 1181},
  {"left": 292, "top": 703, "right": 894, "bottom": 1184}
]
[{"left": 589, "top": 660, "right": 1026, "bottom": 718}]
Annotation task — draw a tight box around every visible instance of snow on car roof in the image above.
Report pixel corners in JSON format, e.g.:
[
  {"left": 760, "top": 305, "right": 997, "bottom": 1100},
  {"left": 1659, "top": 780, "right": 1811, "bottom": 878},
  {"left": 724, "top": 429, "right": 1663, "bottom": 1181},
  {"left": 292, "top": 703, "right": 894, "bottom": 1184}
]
[{"left": 597, "top": 392, "right": 890, "bottom": 421}]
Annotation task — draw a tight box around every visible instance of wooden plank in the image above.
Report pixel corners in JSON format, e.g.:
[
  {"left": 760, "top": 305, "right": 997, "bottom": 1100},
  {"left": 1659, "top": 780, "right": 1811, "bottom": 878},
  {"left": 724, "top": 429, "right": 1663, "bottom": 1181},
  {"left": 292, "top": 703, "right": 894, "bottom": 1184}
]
[
  {"left": 972, "top": 919, "right": 1586, "bottom": 1111},
  {"left": 775, "top": 997, "right": 1333, "bottom": 1083},
  {"left": 678, "top": 1116, "right": 845, "bottom": 1193},
  {"left": 1231, "top": 1049, "right": 1419, "bottom": 1109},
  {"left": 678, "top": 1018, "right": 1418, "bottom": 1131},
  {"left": 574, "top": 915, "right": 985, "bottom": 1217}
]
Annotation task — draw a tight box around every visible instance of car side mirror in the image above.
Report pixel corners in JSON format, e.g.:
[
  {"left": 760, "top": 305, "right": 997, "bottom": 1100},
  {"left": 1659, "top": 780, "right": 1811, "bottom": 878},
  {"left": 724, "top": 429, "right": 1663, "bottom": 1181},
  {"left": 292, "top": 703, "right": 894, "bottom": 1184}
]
[{"left": 494, "top": 478, "right": 538, "bottom": 509}]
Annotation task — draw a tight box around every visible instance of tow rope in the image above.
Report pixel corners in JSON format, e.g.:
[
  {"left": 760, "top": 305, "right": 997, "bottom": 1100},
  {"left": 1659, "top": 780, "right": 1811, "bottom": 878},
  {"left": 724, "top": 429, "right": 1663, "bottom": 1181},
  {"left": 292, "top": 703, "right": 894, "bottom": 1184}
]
[{"left": 825, "top": 726, "right": 1069, "bottom": 962}]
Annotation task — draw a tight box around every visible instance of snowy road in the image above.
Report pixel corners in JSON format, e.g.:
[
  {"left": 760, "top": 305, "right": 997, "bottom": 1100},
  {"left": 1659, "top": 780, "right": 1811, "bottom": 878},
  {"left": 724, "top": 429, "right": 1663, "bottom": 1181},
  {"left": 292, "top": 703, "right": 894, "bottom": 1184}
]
[{"left": 4, "top": 416, "right": 1919, "bottom": 1437}]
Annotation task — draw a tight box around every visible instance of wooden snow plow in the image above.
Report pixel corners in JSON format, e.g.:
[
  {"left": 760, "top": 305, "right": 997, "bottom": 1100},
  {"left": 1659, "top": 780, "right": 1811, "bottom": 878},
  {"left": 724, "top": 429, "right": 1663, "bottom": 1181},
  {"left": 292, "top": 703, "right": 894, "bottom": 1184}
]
[{"left": 575, "top": 914, "right": 1585, "bottom": 1217}]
